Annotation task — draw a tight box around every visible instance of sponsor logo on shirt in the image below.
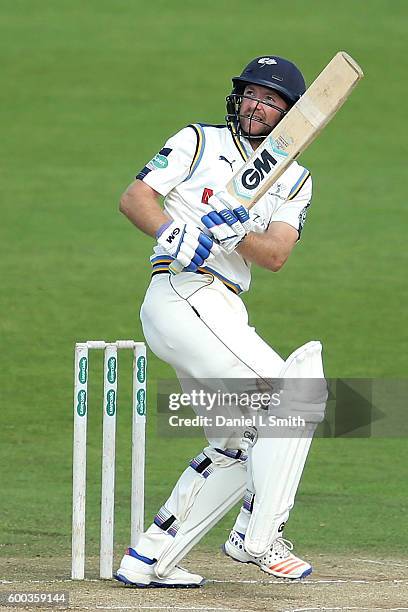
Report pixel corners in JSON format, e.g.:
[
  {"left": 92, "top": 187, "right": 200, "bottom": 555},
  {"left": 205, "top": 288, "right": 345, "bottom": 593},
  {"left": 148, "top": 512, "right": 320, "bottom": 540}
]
[
  {"left": 268, "top": 182, "right": 286, "bottom": 201},
  {"left": 151, "top": 153, "right": 169, "bottom": 169},
  {"left": 299, "top": 204, "right": 310, "bottom": 232},
  {"left": 147, "top": 147, "right": 173, "bottom": 171},
  {"left": 218, "top": 155, "right": 235, "bottom": 171},
  {"left": 201, "top": 187, "right": 214, "bottom": 204}
]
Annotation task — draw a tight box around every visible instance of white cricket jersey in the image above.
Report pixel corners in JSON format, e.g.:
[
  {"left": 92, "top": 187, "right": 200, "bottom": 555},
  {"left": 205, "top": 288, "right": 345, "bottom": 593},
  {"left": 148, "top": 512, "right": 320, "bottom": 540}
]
[{"left": 136, "top": 123, "right": 312, "bottom": 294}]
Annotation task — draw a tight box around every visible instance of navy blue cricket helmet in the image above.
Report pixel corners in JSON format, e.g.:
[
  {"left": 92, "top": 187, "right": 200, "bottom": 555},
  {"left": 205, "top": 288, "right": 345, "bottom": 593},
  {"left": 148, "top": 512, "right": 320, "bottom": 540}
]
[{"left": 226, "top": 55, "right": 306, "bottom": 137}]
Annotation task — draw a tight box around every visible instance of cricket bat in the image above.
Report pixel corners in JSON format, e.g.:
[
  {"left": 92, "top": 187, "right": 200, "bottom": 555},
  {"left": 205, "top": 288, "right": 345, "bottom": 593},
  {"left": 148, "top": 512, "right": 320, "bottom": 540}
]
[{"left": 169, "top": 51, "right": 364, "bottom": 274}]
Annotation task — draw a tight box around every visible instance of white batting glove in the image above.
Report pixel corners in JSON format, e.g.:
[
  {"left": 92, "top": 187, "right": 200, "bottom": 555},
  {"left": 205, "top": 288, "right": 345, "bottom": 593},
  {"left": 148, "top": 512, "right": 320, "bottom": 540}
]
[
  {"left": 156, "top": 220, "right": 220, "bottom": 272},
  {"left": 201, "top": 191, "right": 254, "bottom": 254}
]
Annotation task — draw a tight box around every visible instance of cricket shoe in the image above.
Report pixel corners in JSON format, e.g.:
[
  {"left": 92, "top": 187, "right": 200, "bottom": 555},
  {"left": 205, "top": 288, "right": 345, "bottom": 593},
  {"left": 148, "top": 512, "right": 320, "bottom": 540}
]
[
  {"left": 223, "top": 530, "right": 312, "bottom": 579},
  {"left": 114, "top": 547, "right": 206, "bottom": 588}
]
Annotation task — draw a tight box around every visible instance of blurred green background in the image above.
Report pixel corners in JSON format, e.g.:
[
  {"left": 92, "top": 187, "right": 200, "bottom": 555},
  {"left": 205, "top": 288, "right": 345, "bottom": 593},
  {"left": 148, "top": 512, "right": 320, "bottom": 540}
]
[{"left": 1, "top": 0, "right": 407, "bottom": 573}]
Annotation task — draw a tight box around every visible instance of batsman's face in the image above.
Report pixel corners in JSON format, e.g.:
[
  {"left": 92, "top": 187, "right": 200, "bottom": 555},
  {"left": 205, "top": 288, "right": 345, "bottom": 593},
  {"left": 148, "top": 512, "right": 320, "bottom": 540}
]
[{"left": 240, "top": 84, "right": 288, "bottom": 137}]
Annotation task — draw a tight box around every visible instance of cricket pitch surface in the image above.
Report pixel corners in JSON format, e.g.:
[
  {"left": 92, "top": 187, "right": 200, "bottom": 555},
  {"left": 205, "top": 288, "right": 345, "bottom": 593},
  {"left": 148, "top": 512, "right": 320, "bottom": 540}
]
[{"left": 1, "top": 550, "right": 407, "bottom": 611}]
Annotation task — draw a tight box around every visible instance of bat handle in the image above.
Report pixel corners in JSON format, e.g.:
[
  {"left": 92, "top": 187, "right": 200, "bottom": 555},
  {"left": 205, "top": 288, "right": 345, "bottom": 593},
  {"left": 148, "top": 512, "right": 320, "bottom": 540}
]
[{"left": 168, "top": 259, "right": 184, "bottom": 275}]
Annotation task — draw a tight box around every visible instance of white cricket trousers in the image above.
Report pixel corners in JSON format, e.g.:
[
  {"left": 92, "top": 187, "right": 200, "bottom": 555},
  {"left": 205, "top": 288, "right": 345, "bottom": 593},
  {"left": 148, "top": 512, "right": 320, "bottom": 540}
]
[{"left": 141, "top": 272, "right": 283, "bottom": 381}]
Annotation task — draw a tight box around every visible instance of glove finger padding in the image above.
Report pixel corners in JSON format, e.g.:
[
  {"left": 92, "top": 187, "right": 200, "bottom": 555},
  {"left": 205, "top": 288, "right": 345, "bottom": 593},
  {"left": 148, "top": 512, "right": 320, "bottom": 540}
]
[
  {"left": 157, "top": 220, "right": 218, "bottom": 272},
  {"left": 201, "top": 212, "right": 237, "bottom": 242},
  {"left": 201, "top": 211, "right": 246, "bottom": 254},
  {"left": 209, "top": 192, "right": 253, "bottom": 233},
  {"left": 202, "top": 192, "right": 254, "bottom": 253}
]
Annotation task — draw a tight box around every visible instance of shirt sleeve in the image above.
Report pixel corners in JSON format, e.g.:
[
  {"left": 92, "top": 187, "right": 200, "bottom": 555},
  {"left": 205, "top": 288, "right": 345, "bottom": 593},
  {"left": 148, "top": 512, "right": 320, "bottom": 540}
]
[
  {"left": 135, "top": 126, "right": 198, "bottom": 197},
  {"left": 271, "top": 172, "right": 312, "bottom": 239}
]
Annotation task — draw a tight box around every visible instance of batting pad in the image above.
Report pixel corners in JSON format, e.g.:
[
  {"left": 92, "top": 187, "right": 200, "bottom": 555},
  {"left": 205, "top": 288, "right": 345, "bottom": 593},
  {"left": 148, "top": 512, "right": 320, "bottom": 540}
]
[
  {"left": 244, "top": 341, "right": 327, "bottom": 557},
  {"left": 155, "top": 446, "right": 247, "bottom": 577}
]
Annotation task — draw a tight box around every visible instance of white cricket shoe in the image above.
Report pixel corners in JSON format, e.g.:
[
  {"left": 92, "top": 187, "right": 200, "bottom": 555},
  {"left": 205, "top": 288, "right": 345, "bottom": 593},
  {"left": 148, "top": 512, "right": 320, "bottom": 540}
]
[
  {"left": 114, "top": 547, "right": 206, "bottom": 588},
  {"left": 223, "top": 530, "right": 312, "bottom": 579}
]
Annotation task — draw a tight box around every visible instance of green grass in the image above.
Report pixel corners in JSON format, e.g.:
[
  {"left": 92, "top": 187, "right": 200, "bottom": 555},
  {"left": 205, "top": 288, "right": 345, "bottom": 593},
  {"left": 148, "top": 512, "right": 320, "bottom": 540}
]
[{"left": 1, "top": 0, "right": 407, "bottom": 565}]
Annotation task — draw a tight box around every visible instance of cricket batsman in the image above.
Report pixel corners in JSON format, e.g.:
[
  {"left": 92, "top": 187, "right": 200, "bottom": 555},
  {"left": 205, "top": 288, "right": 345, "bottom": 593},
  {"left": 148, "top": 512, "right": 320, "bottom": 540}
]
[{"left": 115, "top": 55, "right": 327, "bottom": 587}]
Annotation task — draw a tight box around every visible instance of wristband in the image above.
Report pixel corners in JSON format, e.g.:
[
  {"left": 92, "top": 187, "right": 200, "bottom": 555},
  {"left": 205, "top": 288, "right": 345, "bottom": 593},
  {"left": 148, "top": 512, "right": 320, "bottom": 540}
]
[{"left": 156, "top": 220, "right": 173, "bottom": 238}]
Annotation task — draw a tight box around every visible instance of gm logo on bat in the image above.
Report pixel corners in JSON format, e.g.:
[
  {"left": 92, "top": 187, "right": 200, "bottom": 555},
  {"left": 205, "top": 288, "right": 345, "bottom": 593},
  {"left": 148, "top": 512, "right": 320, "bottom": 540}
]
[
  {"left": 236, "top": 137, "right": 288, "bottom": 195},
  {"left": 240, "top": 149, "right": 279, "bottom": 190}
]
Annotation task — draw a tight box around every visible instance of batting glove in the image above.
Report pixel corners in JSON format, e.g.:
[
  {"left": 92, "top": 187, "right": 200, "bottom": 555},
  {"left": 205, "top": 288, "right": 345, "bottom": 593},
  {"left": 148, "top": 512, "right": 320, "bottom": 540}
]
[
  {"left": 201, "top": 191, "right": 254, "bottom": 253},
  {"left": 156, "top": 220, "right": 220, "bottom": 273}
]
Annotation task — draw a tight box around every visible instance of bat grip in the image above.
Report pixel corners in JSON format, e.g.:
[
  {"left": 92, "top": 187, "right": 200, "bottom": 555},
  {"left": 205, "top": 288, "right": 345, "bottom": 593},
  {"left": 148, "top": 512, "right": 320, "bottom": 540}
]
[{"left": 168, "top": 259, "right": 184, "bottom": 275}]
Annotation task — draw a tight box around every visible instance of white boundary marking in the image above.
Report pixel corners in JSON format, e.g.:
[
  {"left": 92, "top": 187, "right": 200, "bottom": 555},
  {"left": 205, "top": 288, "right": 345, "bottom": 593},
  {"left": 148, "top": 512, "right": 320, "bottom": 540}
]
[
  {"left": 211, "top": 578, "right": 407, "bottom": 585},
  {"left": 285, "top": 608, "right": 408, "bottom": 612},
  {"left": 351, "top": 557, "right": 408, "bottom": 568},
  {"left": 0, "top": 579, "right": 98, "bottom": 584},
  {"left": 1, "top": 577, "right": 407, "bottom": 586},
  {"left": 71, "top": 607, "right": 237, "bottom": 611}
]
